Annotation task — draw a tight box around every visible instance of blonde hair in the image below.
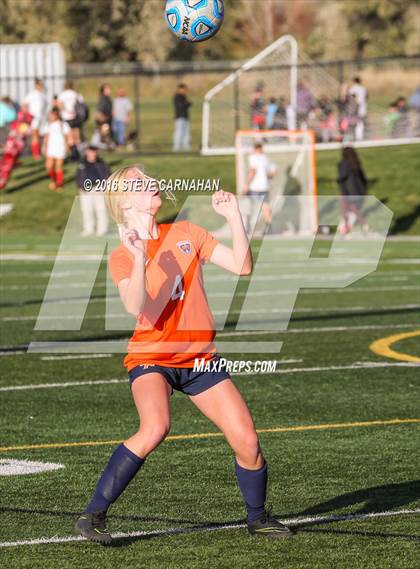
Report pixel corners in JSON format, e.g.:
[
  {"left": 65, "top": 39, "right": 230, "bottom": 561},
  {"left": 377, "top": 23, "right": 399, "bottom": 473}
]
[
  {"left": 104, "top": 165, "right": 175, "bottom": 226},
  {"left": 104, "top": 166, "right": 144, "bottom": 225}
]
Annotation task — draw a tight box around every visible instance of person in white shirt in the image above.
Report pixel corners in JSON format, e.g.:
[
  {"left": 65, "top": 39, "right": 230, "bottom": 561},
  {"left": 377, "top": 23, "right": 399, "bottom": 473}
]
[
  {"left": 348, "top": 77, "right": 368, "bottom": 140},
  {"left": 42, "top": 108, "right": 72, "bottom": 191},
  {"left": 112, "top": 88, "right": 133, "bottom": 147},
  {"left": 244, "top": 142, "right": 276, "bottom": 233},
  {"left": 58, "top": 80, "right": 85, "bottom": 153},
  {"left": 23, "top": 78, "right": 48, "bottom": 160}
]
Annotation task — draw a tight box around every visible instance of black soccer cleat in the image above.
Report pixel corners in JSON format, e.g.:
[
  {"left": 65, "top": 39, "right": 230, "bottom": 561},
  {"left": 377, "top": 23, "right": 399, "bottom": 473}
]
[
  {"left": 247, "top": 510, "right": 294, "bottom": 539},
  {"left": 75, "top": 511, "right": 112, "bottom": 545}
]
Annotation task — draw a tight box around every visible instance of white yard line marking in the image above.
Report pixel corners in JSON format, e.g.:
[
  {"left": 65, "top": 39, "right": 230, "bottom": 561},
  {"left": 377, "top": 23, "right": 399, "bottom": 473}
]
[
  {"left": 2, "top": 304, "right": 419, "bottom": 322},
  {"left": 217, "top": 323, "right": 418, "bottom": 336},
  {"left": 0, "top": 379, "right": 126, "bottom": 392},
  {"left": 40, "top": 354, "right": 112, "bottom": 361},
  {"left": 0, "top": 323, "right": 417, "bottom": 355},
  {"left": 1, "top": 269, "right": 420, "bottom": 281},
  {"left": 1, "top": 284, "right": 419, "bottom": 294},
  {"left": 0, "top": 362, "right": 417, "bottom": 392},
  {"left": 0, "top": 508, "right": 418, "bottom": 548}
]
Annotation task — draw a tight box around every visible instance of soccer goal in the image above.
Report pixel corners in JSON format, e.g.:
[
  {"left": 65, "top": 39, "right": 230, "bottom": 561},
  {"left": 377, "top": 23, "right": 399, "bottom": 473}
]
[
  {"left": 236, "top": 129, "right": 318, "bottom": 235},
  {"left": 202, "top": 35, "right": 298, "bottom": 155}
]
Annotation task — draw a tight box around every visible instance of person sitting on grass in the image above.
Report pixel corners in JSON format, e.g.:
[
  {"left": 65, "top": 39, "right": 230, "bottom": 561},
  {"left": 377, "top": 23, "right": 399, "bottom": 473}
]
[{"left": 75, "top": 166, "right": 294, "bottom": 544}]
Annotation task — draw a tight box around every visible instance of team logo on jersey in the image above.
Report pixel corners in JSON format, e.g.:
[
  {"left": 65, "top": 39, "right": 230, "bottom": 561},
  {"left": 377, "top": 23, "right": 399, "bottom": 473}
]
[{"left": 177, "top": 240, "right": 191, "bottom": 254}]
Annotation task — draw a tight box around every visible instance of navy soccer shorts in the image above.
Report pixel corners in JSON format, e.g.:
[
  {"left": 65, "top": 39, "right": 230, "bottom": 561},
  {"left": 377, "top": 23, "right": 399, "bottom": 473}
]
[{"left": 128, "top": 357, "right": 231, "bottom": 396}]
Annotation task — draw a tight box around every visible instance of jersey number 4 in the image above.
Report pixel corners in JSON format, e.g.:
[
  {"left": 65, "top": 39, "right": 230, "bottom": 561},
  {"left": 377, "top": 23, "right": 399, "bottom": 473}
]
[{"left": 171, "top": 274, "right": 185, "bottom": 301}]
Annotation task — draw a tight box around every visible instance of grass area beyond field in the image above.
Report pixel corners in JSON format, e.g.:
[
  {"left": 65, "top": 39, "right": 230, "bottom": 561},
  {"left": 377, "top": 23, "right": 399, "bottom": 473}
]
[{"left": 0, "top": 144, "right": 419, "bottom": 248}]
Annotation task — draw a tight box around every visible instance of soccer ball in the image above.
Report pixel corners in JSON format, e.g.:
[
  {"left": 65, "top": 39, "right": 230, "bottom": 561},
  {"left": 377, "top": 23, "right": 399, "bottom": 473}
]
[{"left": 165, "top": 0, "right": 224, "bottom": 42}]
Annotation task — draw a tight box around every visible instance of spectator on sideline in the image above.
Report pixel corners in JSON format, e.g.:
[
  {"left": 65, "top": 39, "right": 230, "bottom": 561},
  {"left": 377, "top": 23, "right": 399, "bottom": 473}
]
[
  {"left": 337, "top": 146, "right": 368, "bottom": 234},
  {"left": 0, "top": 97, "right": 17, "bottom": 147},
  {"left": 408, "top": 85, "right": 420, "bottom": 136},
  {"left": 76, "top": 145, "right": 110, "bottom": 237},
  {"left": 348, "top": 77, "right": 368, "bottom": 140},
  {"left": 266, "top": 97, "right": 278, "bottom": 129},
  {"left": 23, "top": 78, "right": 48, "bottom": 160},
  {"left": 58, "top": 80, "right": 86, "bottom": 160},
  {"left": 344, "top": 93, "right": 359, "bottom": 141},
  {"left": 272, "top": 97, "right": 288, "bottom": 130},
  {"left": 94, "top": 84, "right": 113, "bottom": 148},
  {"left": 250, "top": 83, "right": 265, "bottom": 130},
  {"left": 317, "top": 96, "right": 335, "bottom": 142},
  {"left": 395, "top": 96, "right": 410, "bottom": 137},
  {"left": 296, "top": 79, "right": 315, "bottom": 129},
  {"left": 43, "top": 107, "right": 72, "bottom": 192},
  {"left": 244, "top": 141, "right": 276, "bottom": 235},
  {"left": 0, "top": 97, "right": 17, "bottom": 128},
  {"left": 173, "top": 83, "right": 192, "bottom": 152},
  {"left": 112, "top": 88, "right": 133, "bottom": 148},
  {"left": 384, "top": 101, "right": 402, "bottom": 137}
]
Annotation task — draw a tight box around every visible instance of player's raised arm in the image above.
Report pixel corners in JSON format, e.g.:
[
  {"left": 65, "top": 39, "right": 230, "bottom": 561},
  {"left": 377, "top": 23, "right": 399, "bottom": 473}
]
[
  {"left": 117, "top": 230, "right": 147, "bottom": 316},
  {"left": 210, "top": 190, "right": 252, "bottom": 276}
]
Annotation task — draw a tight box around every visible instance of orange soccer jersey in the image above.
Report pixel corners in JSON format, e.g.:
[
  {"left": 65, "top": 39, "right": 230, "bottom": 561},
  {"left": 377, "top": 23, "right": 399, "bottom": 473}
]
[{"left": 109, "top": 220, "right": 219, "bottom": 370}]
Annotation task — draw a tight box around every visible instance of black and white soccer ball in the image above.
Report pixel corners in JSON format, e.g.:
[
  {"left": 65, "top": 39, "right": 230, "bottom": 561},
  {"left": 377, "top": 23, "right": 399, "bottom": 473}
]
[{"left": 165, "top": 0, "right": 224, "bottom": 42}]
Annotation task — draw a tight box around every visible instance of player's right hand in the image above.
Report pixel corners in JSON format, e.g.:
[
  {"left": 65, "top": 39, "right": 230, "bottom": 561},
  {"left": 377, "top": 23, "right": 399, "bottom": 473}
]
[{"left": 122, "top": 229, "right": 146, "bottom": 259}]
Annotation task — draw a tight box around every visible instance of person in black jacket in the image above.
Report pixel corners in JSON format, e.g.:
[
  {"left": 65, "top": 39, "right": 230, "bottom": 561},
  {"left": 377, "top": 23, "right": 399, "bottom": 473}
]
[
  {"left": 76, "top": 145, "right": 110, "bottom": 236},
  {"left": 173, "top": 83, "right": 192, "bottom": 151},
  {"left": 94, "top": 84, "right": 113, "bottom": 148},
  {"left": 337, "top": 146, "right": 368, "bottom": 234}
]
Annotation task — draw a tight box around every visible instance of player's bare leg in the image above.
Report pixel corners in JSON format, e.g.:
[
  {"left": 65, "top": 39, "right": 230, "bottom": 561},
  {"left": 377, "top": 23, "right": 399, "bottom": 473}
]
[
  {"left": 262, "top": 202, "right": 273, "bottom": 234},
  {"left": 75, "top": 373, "right": 171, "bottom": 544},
  {"left": 125, "top": 372, "right": 172, "bottom": 457},
  {"left": 31, "top": 129, "right": 41, "bottom": 160},
  {"left": 54, "top": 158, "right": 65, "bottom": 191},
  {"left": 190, "top": 379, "right": 293, "bottom": 538},
  {"left": 46, "top": 157, "right": 56, "bottom": 190}
]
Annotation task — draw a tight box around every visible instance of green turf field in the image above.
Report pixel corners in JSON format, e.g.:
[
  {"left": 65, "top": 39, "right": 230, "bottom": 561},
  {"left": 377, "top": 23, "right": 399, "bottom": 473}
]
[
  {"left": 0, "top": 145, "right": 419, "bottom": 567},
  {"left": 0, "top": 234, "right": 419, "bottom": 567}
]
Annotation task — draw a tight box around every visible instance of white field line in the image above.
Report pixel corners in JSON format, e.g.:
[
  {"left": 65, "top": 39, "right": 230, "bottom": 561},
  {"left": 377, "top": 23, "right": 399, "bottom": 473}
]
[
  {"left": 2, "top": 303, "right": 419, "bottom": 322},
  {"left": 0, "top": 323, "right": 417, "bottom": 355},
  {"left": 0, "top": 284, "right": 419, "bottom": 296},
  {"left": 216, "top": 323, "right": 419, "bottom": 336},
  {"left": 0, "top": 362, "right": 417, "bottom": 392},
  {"left": 1, "top": 269, "right": 420, "bottom": 281},
  {"left": 0, "top": 508, "right": 419, "bottom": 548},
  {"left": 40, "top": 354, "right": 113, "bottom": 361},
  {"left": 204, "top": 272, "right": 420, "bottom": 283}
]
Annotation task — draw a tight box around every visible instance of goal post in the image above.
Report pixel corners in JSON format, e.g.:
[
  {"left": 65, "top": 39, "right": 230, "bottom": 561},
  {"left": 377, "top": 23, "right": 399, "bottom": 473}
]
[
  {"left": 235, "top": 129, "right": 318, "bottom": 235},
  {"left": 202, "top": 35, "right": 298, "bottom": 155}
]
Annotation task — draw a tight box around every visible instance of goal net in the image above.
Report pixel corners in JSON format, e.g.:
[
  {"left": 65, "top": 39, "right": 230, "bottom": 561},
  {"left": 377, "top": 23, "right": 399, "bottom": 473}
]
[
  {"left": 202, "top": 35, "right": 298, "bottom": 155},
  {"left": 236, "top": 130, "right": 318, "bottom": 235}
]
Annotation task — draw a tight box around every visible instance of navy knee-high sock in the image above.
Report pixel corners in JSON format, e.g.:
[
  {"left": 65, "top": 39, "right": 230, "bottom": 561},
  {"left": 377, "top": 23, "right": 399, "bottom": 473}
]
[
  {"left": 85, "top": 444, "right": 145, "bottom": 514},
  {"left": 235, "top": 461, "right": 267, "bottom": 523}
]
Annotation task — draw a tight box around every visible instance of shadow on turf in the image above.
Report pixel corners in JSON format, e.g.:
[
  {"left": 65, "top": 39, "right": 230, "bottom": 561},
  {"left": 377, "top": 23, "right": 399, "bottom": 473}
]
[
  {"left": 299, "top": 528, "right": 420, "bottom": 541},
  {"left": 390, "top": 204, "right": 420, "bottom": 235},
  {"left": 299, "top": 480, "right": 420, "bottom": 516},
  {"left": 2, "top": 480, "right": 419, "bottom": 546}
]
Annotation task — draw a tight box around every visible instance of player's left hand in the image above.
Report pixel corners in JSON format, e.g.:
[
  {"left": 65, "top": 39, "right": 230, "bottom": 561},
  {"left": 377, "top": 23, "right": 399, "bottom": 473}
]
[{"left": 212, "top": 190, "right": 240, "bottom": 221}]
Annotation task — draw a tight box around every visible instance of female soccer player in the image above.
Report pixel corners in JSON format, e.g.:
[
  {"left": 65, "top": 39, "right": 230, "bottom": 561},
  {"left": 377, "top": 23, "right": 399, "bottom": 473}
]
[
  {"left": 43, "top": 108, "right": 72, "bottom": 191},
  {"left": 75, "top": 166, "right": 293, "bottom": 543}
]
